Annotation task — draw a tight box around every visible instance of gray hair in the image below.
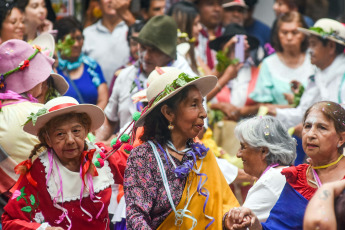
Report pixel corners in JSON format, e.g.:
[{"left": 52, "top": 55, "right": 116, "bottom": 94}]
[{"left": 234, "top": 116, "right": 297, "bottom": 166}]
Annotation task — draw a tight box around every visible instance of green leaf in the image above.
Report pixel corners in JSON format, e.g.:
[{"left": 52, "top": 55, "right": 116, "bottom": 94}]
[
  {"left": 56, "top": 34, "right": 75, "bottom": 57},
  {"left": 23, "top": 108, "right": 48, "bottom": 126},
  {"left": 30, "top": 194, "right": 36, "bottom": 205},
  {"left": 21, "top": 206, "right": 32, "bottom": 213}
]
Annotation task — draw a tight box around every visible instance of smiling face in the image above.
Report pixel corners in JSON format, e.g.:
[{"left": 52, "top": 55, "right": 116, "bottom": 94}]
[
  {"left": 24, "top": 0, "right": 47, "bottom": 27},
  {"left": 236, "top": 142, "right": 267, "bottom": 178},
  {"left": 170, "top": 87, "right": 207, "bottom": 142},
  {"left": 1, "top": 7, "right": 25, "bottom": 42},
  {"left": 302, "top": 109, "right": 344, "bottom": 163},
  {"left": 45, "top": 116, "right": 88, "bottom": 168}
]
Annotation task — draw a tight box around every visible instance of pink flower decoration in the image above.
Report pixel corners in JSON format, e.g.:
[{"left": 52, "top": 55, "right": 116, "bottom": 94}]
[{"left": 11, "top": 190, "right": 21, "bottom": 200}]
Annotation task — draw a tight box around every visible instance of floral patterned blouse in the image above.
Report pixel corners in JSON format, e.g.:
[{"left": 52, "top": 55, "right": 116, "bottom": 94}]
[{"left": 124, "top": 141, "right": 192, "bottom": 229}]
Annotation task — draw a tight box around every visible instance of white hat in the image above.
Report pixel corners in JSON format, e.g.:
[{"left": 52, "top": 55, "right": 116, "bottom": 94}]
[
  {"left": 24, "top": 96, "right": 105, "bottom": 136},
  {"left": 135, "top": 67, "right": 217, "bottom": 127},
  {"left": 298, "top": 18, "right": 345, "bottom": 46},
  {"left": 222, "top": 0, "right": 248, "bottom": 9}
]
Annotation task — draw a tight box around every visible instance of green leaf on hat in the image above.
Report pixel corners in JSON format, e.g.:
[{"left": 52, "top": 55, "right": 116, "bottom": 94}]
[{"left": 23, "top": 108, "right": 48, "bottom": 126}]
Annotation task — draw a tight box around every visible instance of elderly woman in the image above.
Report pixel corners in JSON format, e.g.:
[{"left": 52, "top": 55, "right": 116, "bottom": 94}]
[
  {"left": 1, "top": 96, "right": 127, "bottom": 229},
  {"left": 250, "top": 11, "right": 314, "bottom": 106},
  {"left": 54, "top": 16, "right": 108, "bottom": 110},
  {"left": 0, "top": 37, "right": 68, "bottom": 193},
  {"left": 233, "top": 116, "right": 296, "bottom": 222},
  {"left": 17, "top": 0, "right": 52, "bottom": 41},
  {"left": 124, "top": 67, "right": 239, "bottom": 229},
  {"left": 0, "top": 1, "right": 25, "bottom": 44},
  {"left": 225, "top": 101, "right": 345, "bottom": 229}
]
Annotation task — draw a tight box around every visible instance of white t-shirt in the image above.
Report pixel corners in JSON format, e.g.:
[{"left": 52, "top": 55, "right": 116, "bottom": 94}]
[{"left": 242, "top": 167, "right": 286, "bottom": 222}]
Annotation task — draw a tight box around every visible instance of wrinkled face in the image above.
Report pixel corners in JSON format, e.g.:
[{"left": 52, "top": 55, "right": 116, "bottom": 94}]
[
  {"left": 198, "top": 0, "right": 223, "bottom": 29},
  {"left": 171, "top": 87, "right": 207, "bottom": 141},
  {"left": 236, "top": 142, "right": 267, "bottom": 178},
  {"left": 143, "top": 0, "right": 166, "bottom": 20},
  {"left": 308, "top": 35, "right": 331, "bottom": 70},
  {"left": 192, "top": 15, "right": 202, "bottom": 42},
  {"left": 302, "top": 109, "right": 342, "bottom": 161},
  {"left": 273, "top": 0, "right": 290, "bottom": 17},
  {"left": 46, "top": 117, "right": 88, "bottom": 166},
  {"left": 222, "top": 6, "right": 246, "bottom": 26},
  {"left": 24, "top": 0, "right": 47, "bottom": 27},
  {"left": 138, "top": 43, "right": 172, "bottom": 75},
  {"left": 1, "top": 8, "right": 25, "bottom": 42},
  {"left": 100, "top": 0, "right": 117, "bottom": 16},
  {"left": 278, "top": 21, "right": 305, "bottom": 51},
  {"left": 63, "top": 30, "right": 84, "bottom": 60}
]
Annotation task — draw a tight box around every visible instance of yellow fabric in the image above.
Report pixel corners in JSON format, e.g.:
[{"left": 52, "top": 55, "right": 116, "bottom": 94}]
[
  {"left": 157, "top": 148, "right": 239, "bottom": 230},
  {"left": 0, "top": 102, "right": 42, "bottom": 163}
]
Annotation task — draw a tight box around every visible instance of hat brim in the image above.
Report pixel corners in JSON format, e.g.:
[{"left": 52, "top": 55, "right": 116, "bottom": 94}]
[
  {"left": 23, "top": 104, "right": 105, "bottom": 136},
  {"left": 135, "top": 75, "right": 217, "bottom": 127},
  {"left": 222, "top": 2, "right": 248, "bottom": 8},
  {"left": 30, "top": 33, "right": 55, "bottom": 58},
  {"left": 50, "top": 73, "right": 69, "bottom": 95},
  {"left": 209, "top": 34, "right": 260, "bottom": 51},
  {"left": 298, "top": 27, "right": 345, "bottom": 46},
  {"left": 132, "top": 36, "right": 174, "bottom": 59}
]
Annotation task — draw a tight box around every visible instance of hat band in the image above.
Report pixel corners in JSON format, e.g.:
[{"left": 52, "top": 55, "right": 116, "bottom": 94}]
[{"left": 49, "top": 103, "right": 77, "bottom": 112}]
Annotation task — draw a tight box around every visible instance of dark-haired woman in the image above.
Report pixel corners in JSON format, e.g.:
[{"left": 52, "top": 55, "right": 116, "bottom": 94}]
[
  {"left": 250, "top": 12, "right": 314, "bottom": 106},
  {"left": 124, "top": 67, "right": 239, "bottom": 229},
  {"left": 54, "top": 16, "right": 108, "bottom": 109},
  {"left": 0, "top": 1, "right": 25, "bottom": 43}
]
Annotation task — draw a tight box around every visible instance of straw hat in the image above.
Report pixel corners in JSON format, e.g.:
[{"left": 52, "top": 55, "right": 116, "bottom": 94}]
[
  {"left": 222, "top": 0, "right": 248, "bottom": 9},
  {"left": 298, "top": 18, "right": 345, "bottom": 46},
  {"left": 135, "top": 67, "right": 217, "bottom": 127},
  {"left": 23, "top": 96, "right": 105, "bottom": 136},
  {"left": 0, "top": 35, "right": 68, "bottom": 95}
]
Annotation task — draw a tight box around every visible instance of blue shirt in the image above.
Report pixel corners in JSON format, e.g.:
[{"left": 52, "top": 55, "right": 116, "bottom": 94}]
[
  {"left": 57, "top": 63, "right": 106, "bottom": 105},
  {"left": 245, "top": 19, "right": 271, "bottom": 48}
]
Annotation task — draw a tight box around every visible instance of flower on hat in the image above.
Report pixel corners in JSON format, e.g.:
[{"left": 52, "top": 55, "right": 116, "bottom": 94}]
[
  {"left": 0, "top": 74, "right": 6, "bottom": 92},
  {"left": 19, "top": 60, "right": 30, "bottom": 71}
]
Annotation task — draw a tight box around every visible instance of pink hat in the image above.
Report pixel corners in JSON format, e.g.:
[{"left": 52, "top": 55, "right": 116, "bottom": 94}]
[
  {"left": 222, "top": 0, "right": 247, "bottom": 9},
  {"left": 0, "top": 39, "right": 64, "bottom": 94}
]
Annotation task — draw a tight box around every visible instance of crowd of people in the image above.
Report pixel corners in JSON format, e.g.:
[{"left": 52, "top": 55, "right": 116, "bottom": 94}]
[{"left": 1, "top": 0, "right": 345, "bottom": 229}]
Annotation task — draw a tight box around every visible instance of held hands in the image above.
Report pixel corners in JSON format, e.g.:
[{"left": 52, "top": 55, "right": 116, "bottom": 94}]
[
  {"left": 224, "top": 207, "right": 256, "bottom": 230},
  {"left": 210, "top": 103, "right": 241, "bottom": 121}
]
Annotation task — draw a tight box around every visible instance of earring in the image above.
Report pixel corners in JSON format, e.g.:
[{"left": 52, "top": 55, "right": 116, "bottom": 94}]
[
  {"left": 168, "top": 122, "right": 174, "bottom": 130},
  {"left": 337, "top": 143, "right": 342, "bottom": 148}
]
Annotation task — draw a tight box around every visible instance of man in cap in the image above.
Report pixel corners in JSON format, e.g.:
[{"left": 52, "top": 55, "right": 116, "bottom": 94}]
[
  {"left": 267, "top": 18, "right": 345, "bottom": 135},
  {"left": 95, "top": 15, "right": 195, "bottom": 143},
  {"left": 222, "top": 0, "right": 247, "bottom": 26}
]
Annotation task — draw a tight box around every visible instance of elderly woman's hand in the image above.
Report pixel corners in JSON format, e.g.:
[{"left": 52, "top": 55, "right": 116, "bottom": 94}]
[{"left": 224, "top": 207, "right": 256, "bottom": 230}]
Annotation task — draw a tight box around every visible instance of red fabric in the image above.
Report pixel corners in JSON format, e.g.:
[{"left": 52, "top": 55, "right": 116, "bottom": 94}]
[
  {"left": 95, "top": 142, "right": 128, "bottom": 185},
  {"left": 281, "top": 164, "right": 316, "bottom": 201},
  {"left": 2, "top": 157, "right": 112, "bottom": 230},
  {"left": 10, "top": 160, "right": 37, "bottom": 193},
  {"left": 199, "top": 26, "right": 223, "bottom": 70},
  {"left": 0, "top": 167, "right": 15, "bottom": 194},
  {"left": 216, "top": 66, "right": 259, "bottom": 106}
]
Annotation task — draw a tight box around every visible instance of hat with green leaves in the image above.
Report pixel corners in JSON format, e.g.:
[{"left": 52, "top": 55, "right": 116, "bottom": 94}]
[{"left": 298, "top": 18, "right": 345, "bottom": 46}]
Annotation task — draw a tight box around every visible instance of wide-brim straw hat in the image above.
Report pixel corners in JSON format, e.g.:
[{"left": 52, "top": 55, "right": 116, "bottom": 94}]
[
  {"left": 209, "top": 23, "right": 259, "bottom": 51},
  {"left": 0, "top": 34, "right": 68, "bottom": 95},
  {"left": 222, "top": 0, "right": 248, "bottom": 9},
  {"left": 132, "top": 15, "right": 177, "bottom": 59},
  {"left": 298, "top": 18, "right": 345, "bottom": 46},
  {"left": 24, "top": 96, "right": 105, "bottom": 136},
  {"left": 135, "top": 67, "right": 217, "bottom": 127}
]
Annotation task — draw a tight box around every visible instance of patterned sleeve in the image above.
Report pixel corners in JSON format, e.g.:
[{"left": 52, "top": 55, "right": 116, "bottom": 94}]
[{"left": 124, "top": 144, "right": 157, "bottom": 230}]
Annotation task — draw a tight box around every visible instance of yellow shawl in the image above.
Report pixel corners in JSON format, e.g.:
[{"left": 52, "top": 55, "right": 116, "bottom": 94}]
[{"left": 157, "top": 147, "right": 239, "bottom": 229}]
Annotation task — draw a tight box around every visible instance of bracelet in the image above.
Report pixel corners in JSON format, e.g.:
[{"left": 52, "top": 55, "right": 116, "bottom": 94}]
[{"left": 216, "top": 83, "right": 222, "bottom": 91}]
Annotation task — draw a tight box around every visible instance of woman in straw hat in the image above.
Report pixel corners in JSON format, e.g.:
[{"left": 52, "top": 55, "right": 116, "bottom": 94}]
[
  {"left": 0, "top": 35, "right": 68, "bottom": 195},
  {"left": 2, "top": 96, "right": 127, "bottom": 229},
  {"left": 226, "top": 101, "right": 345, "bottom": 230},
  {"left": 124, "top": 67, "right": 239, "bottom": 229}
]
